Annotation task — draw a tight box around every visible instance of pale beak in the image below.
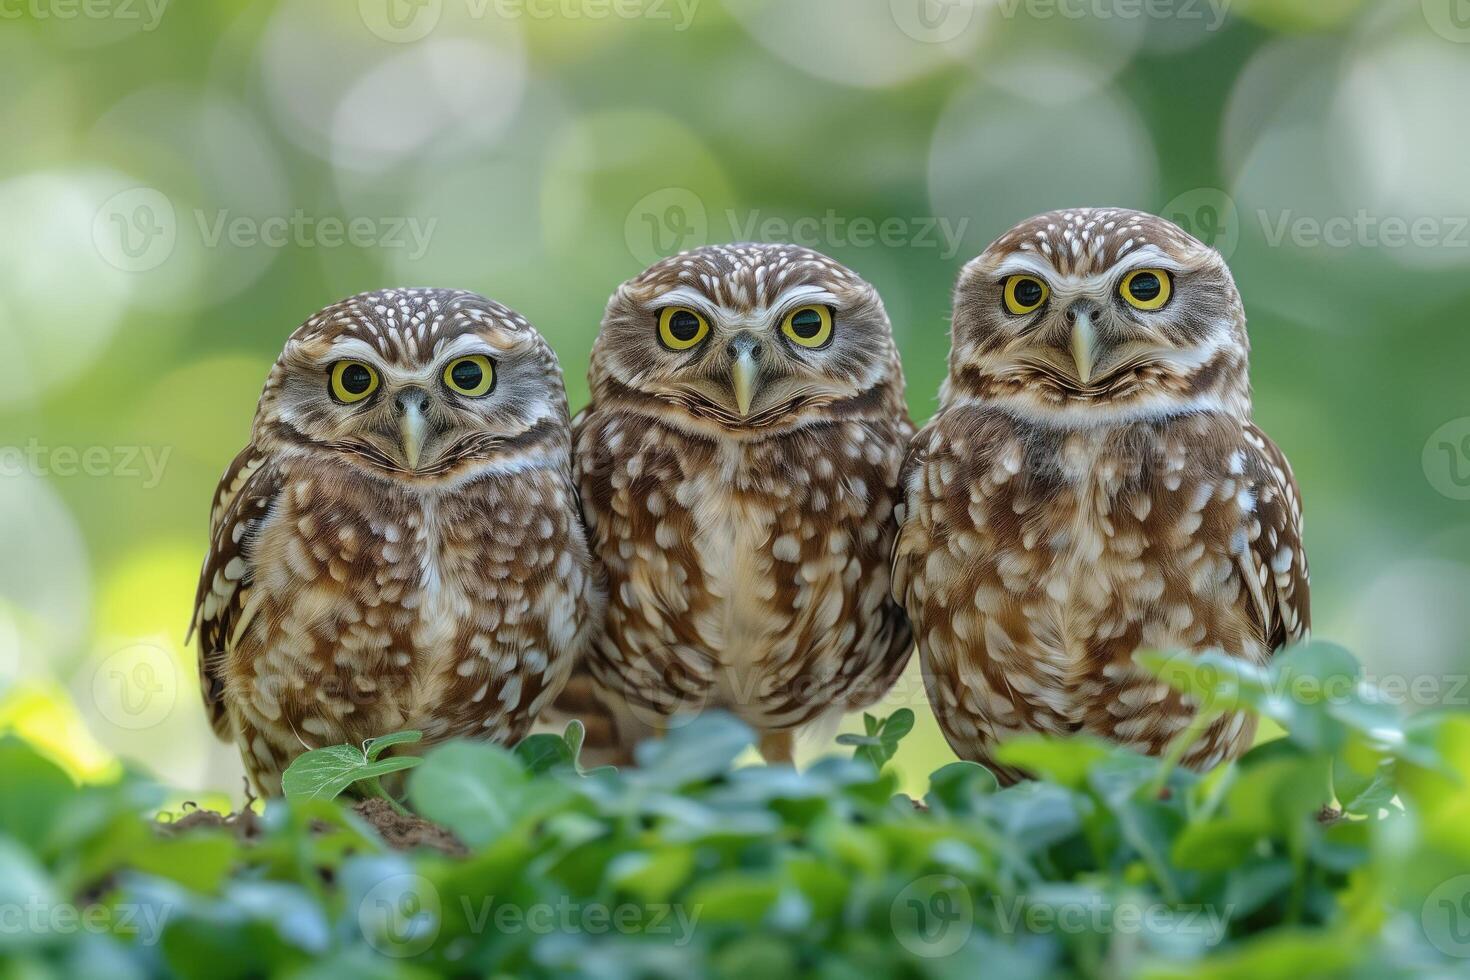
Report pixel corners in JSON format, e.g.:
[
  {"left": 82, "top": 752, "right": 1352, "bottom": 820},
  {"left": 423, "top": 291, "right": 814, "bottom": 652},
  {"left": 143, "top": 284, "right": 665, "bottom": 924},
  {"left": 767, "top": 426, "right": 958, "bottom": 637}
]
[
  {"left": 731, "top": 349, "right": 759, "bottom": 417},
  {"left": 1070, "top": 309, "right": 1096, "bottom": 386},
  {"left": 398, "top": 399, "right": 427, "bottom": 471}
]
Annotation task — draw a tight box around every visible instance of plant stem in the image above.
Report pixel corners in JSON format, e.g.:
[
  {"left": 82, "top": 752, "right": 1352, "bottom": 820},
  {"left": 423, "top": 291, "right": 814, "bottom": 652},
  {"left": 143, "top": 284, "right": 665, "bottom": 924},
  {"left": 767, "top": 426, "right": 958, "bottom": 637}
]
[{"left": 363, "top": 776, "right": 412, "bottom": 817}]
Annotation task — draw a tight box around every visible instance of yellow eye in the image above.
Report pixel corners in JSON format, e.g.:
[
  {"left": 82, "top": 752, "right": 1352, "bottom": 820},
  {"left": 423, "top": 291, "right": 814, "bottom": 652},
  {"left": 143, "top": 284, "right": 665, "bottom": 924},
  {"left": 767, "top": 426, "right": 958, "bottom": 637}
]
[
  {"left": 657, "top": 307, "right": 710, "bottom": 351},
  {"left": 1120, "top": 269, "right": 1172, "bottom": 310},
  {"left": 329, "top": 360, "right": 379, "bottom": 404},
  {"left": 442, "top": 354, "right": 495, "bottom": 397},
  {"left": 1003, "top": 275, "right": 1049, "bottom": 315},
  {"left": 780, "top": 305, "right": 833, "bottom": 348}
]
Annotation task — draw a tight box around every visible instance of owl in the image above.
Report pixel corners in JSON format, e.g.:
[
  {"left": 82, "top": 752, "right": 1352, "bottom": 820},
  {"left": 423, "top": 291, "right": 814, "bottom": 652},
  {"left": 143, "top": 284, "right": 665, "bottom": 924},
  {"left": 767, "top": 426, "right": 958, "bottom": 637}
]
[
  {"left": 190, "top": 288, "right": 603, "bottom": 794},
  {"left": 892, "top": 208, "right": 1310, "bottom": 783},
  {"left": 562, "top": 243, "right": 914, "bottom": 764}
]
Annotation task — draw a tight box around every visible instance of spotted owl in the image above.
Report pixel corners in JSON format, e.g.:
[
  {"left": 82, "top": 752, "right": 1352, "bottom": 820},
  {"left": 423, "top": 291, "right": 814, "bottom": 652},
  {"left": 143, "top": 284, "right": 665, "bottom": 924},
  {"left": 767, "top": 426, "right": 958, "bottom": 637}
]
[
  {"left": 190, "top": 288, "right": 603, "bottom": 794},
  {"left": 892, "top": 208, "right": 1310, "bottom": 783},
  {"left": 560, "top": 243, "right": 914, "bottom": 763}
]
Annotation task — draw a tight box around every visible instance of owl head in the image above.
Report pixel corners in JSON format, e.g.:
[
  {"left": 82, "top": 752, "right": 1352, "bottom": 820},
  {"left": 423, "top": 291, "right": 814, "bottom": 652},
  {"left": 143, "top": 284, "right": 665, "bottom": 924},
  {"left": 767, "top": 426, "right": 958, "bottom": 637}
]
[
  {"left": 946, "top": 208, "right": 1252, "bottom": 424},
  {"left": 589, "top": 243, "right": 905, "bottom": 431},
  {"left": 254, "top": 288, "right": 569, "bottom": 479}
]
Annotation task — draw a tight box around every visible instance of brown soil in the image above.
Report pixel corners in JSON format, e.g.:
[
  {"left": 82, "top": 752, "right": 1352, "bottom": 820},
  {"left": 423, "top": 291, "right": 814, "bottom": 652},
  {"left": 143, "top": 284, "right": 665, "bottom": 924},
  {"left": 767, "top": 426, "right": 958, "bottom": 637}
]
[
  {"left": 351, "top": 798, "right": 466, "bottom": 856},
  {"left": 155, "top": 783, "right": 464, "bottom": 856}
]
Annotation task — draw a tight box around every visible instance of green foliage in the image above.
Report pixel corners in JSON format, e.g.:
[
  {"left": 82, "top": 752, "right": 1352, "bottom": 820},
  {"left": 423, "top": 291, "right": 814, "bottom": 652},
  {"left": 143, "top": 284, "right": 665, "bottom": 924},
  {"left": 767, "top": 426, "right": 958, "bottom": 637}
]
[
  {"left": 281, "top": 730, "right": 425, "bottom": 808},
  {"left": 2, "top": 645, "right": 1470, "bottom": 978}
]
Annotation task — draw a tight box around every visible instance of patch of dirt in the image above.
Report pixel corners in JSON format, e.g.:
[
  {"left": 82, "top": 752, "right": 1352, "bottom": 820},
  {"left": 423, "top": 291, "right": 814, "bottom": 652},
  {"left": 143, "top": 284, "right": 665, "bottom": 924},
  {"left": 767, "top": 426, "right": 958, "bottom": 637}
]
[
  {"left": 353, "top": 798, "right": 466, "bottom": 856},
  {"left": 156, "top": 779, "right": 464, "bottom": 855}
]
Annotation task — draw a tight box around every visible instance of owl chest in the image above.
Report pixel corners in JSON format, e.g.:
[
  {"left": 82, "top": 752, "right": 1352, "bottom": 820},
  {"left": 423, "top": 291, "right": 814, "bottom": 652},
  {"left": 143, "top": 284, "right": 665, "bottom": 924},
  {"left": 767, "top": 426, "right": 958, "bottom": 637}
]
[
  {"left": 252, "top": 483, "right": 476, "bottom": 692},
  {"left": 678, "top": 459, "right": 791, "bottom": 671}
]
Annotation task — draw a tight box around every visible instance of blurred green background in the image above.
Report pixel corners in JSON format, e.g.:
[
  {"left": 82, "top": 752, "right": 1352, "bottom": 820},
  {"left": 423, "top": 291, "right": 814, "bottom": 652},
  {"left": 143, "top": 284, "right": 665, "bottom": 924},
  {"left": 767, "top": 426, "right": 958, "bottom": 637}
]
[{"left": 1, "top": 0, "right": 1467, "bottom": 800}]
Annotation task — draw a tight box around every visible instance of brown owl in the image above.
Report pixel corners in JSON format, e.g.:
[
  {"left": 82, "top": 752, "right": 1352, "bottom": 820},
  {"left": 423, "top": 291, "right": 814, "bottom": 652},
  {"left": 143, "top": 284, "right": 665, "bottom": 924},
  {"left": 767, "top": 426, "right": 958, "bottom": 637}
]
[
  {"left": 562, "top": 244, "right": 914, "bottom": 764},
  {"left": 892, "top": 208, "right": 1309, "bottom": 783},
  {"left": 190, "top": 288, "right": 603, "bottom": 794}
]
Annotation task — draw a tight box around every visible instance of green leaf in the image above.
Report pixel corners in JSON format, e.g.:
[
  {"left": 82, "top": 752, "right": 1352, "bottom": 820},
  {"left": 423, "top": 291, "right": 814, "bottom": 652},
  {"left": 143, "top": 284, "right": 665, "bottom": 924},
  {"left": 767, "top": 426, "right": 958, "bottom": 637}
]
[
  {"left": 408, "top": 739, "right": 570, "bottom": 847},
  {"left": 841, "top": 709, "right": 916, "bottom": 770},
  {"left": 513, "top": 732, "right": 577, "bottom": 774},
  {"left": 280, "top": 743, "right": 421, "bottom": 804},
  {"left": 362, "top": 730, "right": 423, "bottom": 760},
  {"left": 562, "top": 719, "right": 586, "bottom": 764},
  {"left": 633, "top": 712, "right": 754, "bottom": 785},
  {"left": 0, "top": 738, "right": 76, "bottom": 852}
]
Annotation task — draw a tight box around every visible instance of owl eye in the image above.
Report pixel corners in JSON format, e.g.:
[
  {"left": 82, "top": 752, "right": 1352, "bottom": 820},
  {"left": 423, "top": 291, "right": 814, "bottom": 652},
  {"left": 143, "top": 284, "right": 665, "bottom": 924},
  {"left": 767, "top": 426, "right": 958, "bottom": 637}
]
[
  {"left": 442, "top": 354, "right": 495, "bottom": 397},
  {"left": 780, "top": 305, "right": 834, "bottom": 349},
  {"left": 657, "top": 307, "right": 710, "bottom": 351},
  {"left": 1003, "top": 275, "right": 1049, "bottom": 315},
  {"left": 1120, "top": 269, "right": 1172, "bottom": 310},
  {"left": 329, "top": 360, "right": 379, "bottom": 404}
]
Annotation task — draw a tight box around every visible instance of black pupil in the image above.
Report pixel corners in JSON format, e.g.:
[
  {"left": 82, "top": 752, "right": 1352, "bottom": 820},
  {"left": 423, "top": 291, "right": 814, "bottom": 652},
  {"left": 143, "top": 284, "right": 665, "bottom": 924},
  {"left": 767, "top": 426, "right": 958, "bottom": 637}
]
[
  {"left": 668, "top": 310, "right": 700, "bottom": 342},
  {"left": 1014, "top": 279, "right": 1043, "bottom": 307},
  {"left": 1129, "top": 273, "right": 1162, "bottom": 301},
  {"left": 790, "top": 308, "right": 824, "bottom": 338},
  {"left": 451, "top": 359, "right": 483, "bottom": 389},
  {"left": 341, "top": 364, "right": 372, "bottom": 394}
]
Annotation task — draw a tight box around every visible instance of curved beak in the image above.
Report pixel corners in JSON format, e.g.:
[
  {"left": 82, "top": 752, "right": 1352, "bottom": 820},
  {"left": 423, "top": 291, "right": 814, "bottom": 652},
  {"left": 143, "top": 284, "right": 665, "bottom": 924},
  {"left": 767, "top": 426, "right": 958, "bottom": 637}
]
[
  {"left": 731, "top": 350, "right": 759, "bottom": 417},
  {"left": 1069, "top": 308, "right": 1096, "bottom": 386},
  {"left": 727, "top": 334, "right": 763, "bottom": 417},
  {"left": 396, "top": 389, "right": 428, "bottom": 471}
]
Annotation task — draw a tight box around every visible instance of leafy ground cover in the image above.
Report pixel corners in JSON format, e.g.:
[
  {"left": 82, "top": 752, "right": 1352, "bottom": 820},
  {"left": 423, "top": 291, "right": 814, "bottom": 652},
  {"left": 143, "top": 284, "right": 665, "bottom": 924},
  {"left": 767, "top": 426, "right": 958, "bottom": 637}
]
[{"left": 1, "top": 643, "right": 1468, "bottom": 978}]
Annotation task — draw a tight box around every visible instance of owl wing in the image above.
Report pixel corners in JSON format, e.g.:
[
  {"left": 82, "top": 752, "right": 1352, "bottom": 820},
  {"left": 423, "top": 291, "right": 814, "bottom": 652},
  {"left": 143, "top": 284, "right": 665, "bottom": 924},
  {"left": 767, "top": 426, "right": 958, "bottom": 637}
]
[
  {"left": 188, "top": 446, "right": 283, "bottom": 741},
  {"left": 889, "top": 417, "right": 935, "bottom": 611},
  {"left": 1236, "top": 423, "right": 1311, "bottom": 652}
]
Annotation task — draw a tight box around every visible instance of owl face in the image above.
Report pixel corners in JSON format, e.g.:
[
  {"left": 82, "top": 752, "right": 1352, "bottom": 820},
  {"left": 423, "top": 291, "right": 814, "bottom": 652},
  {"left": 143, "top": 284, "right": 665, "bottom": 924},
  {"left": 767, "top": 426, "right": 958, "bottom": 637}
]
[
  {"left": 255, "top": 288, "right": 568, "bottom": 479},
  {"left": 590, "top": 244, "right": 900, "bottom": 429},
  {"left": 948, "top": 208, "right": 1251, "bottom": 423}
]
